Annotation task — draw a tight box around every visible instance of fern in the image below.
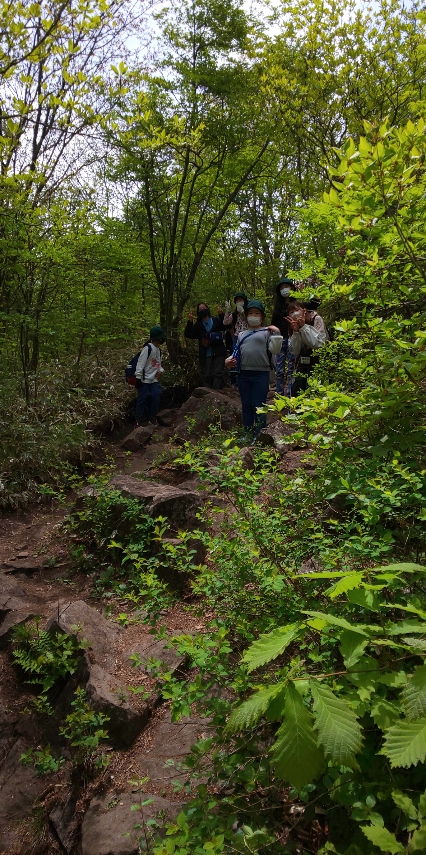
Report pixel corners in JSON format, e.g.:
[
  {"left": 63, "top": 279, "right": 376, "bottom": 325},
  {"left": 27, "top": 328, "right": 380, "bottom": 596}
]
[
  {"left": 382, "top": 719, "right": 426, "bottom": 768},
  {"left": 12, "top": 620, "right": 82, "bottom": 693},
  {"left": 271, "top": 681, "right": 324, "bottom": 791},
  {"left": 402, "top": 665, "right": 426, "bottom": 721},
  {"left": 226, "top": 683, "right": 286, "bottom": 733},
  {"left": 241, "top": 624, "right": 299, "bottom": 673},
  {"left": 310, "top": 680, "right": 362, "bottom": 768}
]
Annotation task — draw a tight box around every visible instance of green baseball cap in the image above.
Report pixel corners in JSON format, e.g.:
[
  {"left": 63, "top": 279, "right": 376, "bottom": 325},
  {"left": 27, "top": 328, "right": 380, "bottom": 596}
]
[
  {"left": 150, "top": 325, "right": 165, "bottom": 342},
  {"left": 246, "top": 299, "right": 265, "bottom": 313}
]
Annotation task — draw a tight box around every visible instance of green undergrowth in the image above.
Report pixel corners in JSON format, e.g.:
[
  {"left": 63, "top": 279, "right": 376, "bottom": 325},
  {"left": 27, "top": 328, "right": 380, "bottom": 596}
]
[{"left": 0, "top": 347, "right": 132, "bottom": 509}]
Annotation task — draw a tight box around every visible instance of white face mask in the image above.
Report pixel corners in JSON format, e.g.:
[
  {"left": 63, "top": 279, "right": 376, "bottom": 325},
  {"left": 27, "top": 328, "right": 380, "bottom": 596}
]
[
  {"left": 236, "top": 302, "right": 244, "bottom": 313},
  {"left": 247, "top": 315, "right": 262, "bottom": 327},
  {"left": 280, "top": 287, "right": 291, "bottom": 297}
]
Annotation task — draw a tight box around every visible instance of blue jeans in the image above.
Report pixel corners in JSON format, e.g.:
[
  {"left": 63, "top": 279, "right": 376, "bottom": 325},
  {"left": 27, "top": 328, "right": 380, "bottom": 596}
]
[
  {"left": 136, "top": 382, "right": 161, "bottom": 423},
  {"left": 237, "top": 370, "right": 270, "bottom": 434},
  {"left": 275, "top": 338, "right": 289, "bottom": 395}
]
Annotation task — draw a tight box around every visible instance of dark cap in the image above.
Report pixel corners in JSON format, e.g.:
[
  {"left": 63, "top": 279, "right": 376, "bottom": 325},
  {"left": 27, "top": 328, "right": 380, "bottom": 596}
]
[
  {"left": 150, "top": 325, "right": 165, "bottom": 342},
  {"left": 234, "top": 291, "right": 247, "bottom": 302},
  {"left": 246, "top": 299, "right": 265, "bottom": 313}
]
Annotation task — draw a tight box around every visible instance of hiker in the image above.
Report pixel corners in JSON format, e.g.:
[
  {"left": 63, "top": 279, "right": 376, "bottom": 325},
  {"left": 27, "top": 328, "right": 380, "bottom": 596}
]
[
  {"left": 223, "top": 292, "right": 249, "bottom": 385},
  {"left": 287, "top": 299, "right": 328, "bottom": 395},
  {"left": 225, "top": 300, "right": 283, "bottom": 440},
  {"left": 184, "top": 302, "right": 227, "bottom": 389},
  {"left": 271, "top": 276, "right": 295, "bottom": 395},
  {"left": 134, "top": 325, "right": 165, "bottom": 425}
]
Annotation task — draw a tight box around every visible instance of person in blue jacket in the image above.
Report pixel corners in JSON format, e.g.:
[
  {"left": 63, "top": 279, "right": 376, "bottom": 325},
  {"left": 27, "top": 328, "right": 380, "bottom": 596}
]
[{"left": 184, "top": 302, "right": 227, "bottom": 389}]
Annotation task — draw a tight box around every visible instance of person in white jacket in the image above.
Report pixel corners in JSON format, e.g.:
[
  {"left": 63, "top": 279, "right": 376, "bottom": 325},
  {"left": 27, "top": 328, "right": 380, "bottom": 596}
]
[
  {"left": 287, "top": 301, "right": 328, "bottom": 395},
  {"left": 135, "top": 325, "right": 165, "bottom": 425}
]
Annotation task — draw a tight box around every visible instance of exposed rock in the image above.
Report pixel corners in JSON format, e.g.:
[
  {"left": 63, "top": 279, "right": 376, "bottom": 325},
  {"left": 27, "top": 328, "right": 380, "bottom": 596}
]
[
  {"left": 124, "top": 632, "right": 187, "bottom": 683},
  {"left": 175, "top": 387, "right": 241, "bottom": 440},
  {"left": 0, "top": 608, "right": 36, "bottom": 649},
  {"left": 0, "top": 738, "right": 48, "bottom": 852},
  {"left": 45, "top": 600, "right": 121, "bottom": 671},
  {"left": 81, "top": 791, "right": 185, "bottom": 855},
  {"left": 237, "top": 446, "right": 255, "bottom": 471},
  {"left": 86, "top": 663, "right": 151, "bottom": 748},
  {"left": 157, "top": 408, "right": 177, "bottom": 427},
  {"left": 134, "top": 708, "right": 214, "bottom": 788},
  {"left": 257, "top": 419, "right": 296, "bottom": 453},
  {"left": 0, "top": 572, "right": 27, "bottom": 602},
  {"left": 150, "top": 426, "right": 176, "bottom": 444},
  {"left": 281, "top": 449, "right": 305, "bottom": 474},
  {"left": 1, "top": 555, "right": 46, "bottom": 575},
  {"left": 120, "top": 425, "right": 154, "bottom": 452},
  {"left": 108, "top": 476, "right": 202, "bottom": 530},
  {"left": 49, "top": 794, "right": 78, "bottom": 854}
]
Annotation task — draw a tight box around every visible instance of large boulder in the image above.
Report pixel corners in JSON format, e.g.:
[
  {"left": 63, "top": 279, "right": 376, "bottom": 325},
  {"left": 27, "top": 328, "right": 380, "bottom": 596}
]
[
  {"left": 175, "top": 387, "right": 241, "bottom": 440},
  {"left": 120, "top": 425, "right": 154, "bottom": 452},
  {"left": 257, "top": 419, "right": 297, "bottom": 453},
  {"left": 108, "top": 476, "right": 202, "bottom": 530},
  {"left": 45, "top": 600, "right": 121, "bottom": 671},
  {"left": 85, "top": 663, "right": 151, "bottom": 748},
  {"left": 81, "top": 791, "right": 185, "bottom": 855}
]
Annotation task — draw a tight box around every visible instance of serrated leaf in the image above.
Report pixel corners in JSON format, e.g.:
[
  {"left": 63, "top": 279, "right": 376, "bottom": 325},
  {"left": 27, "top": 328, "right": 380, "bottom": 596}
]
[
  {"left": 418, "top": 791, "right": 426, "bottom": 819},
  {"left": 339, "top": 630, "right": 368, "bottom": 667},
  {"left": 226, "top": 683, "right": 286, "bottom": 733},
  {"left": 373, "top": 563, "right": 425, "bottom": 575},
  {"left": 382, "top": 719, "right": 426, "bottom": 767},
  {"left": 370, "top": 699, "right": 400, "bottom": 731},
  {"left": 302, "top": 611, "right": 368, "bottom": 635},
  {"left": 361, "top": 824, "right": 404, "bottom": 853},
  {"left": 388, "top": 621, "right": 426, "bottom": 636},
  {"left": 402, "top": 666, "right": 426, "bottom": 721},
  {"left": 392, "top": 790, "right": 417, "bottom": 819},
  {"left": 271, "top": 682, "right": 324, "bottom": 790},
  {"left": 348, "top": 587, "right": 380, "bottom": 611},
  {"left": 242, "top": 624, "right": 299, "bottom": 672},
  {"left": 326, "top": 574, "right": 364, "bottom": 599},
  {"left": 409, "top": 826, "right": 426, "bottom": 853},
  {"left": 310, "top": 680, "right": 362, "bottom": 768}
]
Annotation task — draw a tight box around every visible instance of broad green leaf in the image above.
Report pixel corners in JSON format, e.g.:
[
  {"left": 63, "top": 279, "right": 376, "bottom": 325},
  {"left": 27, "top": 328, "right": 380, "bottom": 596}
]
[
  {"left": 377, "top": 672, "right": 408, "bottom": 688},
  {"left": 402, "top": 665, "right": 426, "bottom": 721},
  {"left": 418, "top": 791, "right": 426, "bottom": 820},
  {"left": 302, "top": 611, "right": 368, "bottom": 635},
  {"left": 382, "top": 719, "right": 426, "bottom": 767},
  {"left": 311, "top": 680, "right": 362, "bottom": 768},
  {"left": 346, "top": 656, "right": 380, "bottom": 701},
  {"left": 361, "top": 824, "right": 404, "bottom": 853},
  {"left": 347, "top": 587, "right": 380, "bottom": 611},
  {"left": 242, "top": 624, "right": 299, "bottom": 672},
  {"left": 409, "top": 826, "right": 426, "bottom": 853},
  {"left": 370, "top": 699, "right": 400, "bottom": 731},
  {"left": 326, "top": 574, "right": 364, "bottom": 599},
  {"left": 392, "top": 790, "right": 417, "bottom": 819},
  {"left": 373, "top": 563, "right": 425, "bottom": 575},
  {"left": 271, "top": 682, "right": 324, "bottom": 790},
  {"left": 402, "top": 637, "right": 426, "bottom": 653},
  {"left": 339, "top": 630, "right": 368, "bottom": 667},
  {"left": 387, "top": 621, "right": 426, "bottom": 636},
  {"left": 226, "top": 683, "right": 286, "bottom": 732}
]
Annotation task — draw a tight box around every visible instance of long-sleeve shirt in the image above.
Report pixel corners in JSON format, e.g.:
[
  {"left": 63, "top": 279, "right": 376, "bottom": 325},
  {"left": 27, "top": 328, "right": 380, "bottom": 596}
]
[
  {"left": 135, "top": 343, "right": 164, "bottom": 383},
  {"left": 235, "top": 328, "right": 283, "bottom": 371},
  {"left": 289, "top": 313, "right": 328, "bottom": 357}
]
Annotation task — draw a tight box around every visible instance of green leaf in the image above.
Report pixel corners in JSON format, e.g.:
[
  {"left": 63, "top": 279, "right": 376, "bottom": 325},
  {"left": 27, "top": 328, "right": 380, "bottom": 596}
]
[
  {"left": 408, "top": 826, "right": 426, "bottom": 853},
  {"left": 402, "top": 666, "right": 426, "bottom": 721},
  {"left": 418, "top": 790, "right": 426, "bottom": 820},
  {"left": 310, "top": 680, "right": 362, "bottom": 768},
  {"left": 339, "top": 630, "right": 368, "bottom": 667},
  {"left": 347, "top": 587, "right": 380, "bottom": 611},
  {"left": 382, "top": 719, "right": 426, "bottom": 767},
  {"left": 392, "top": 790, "right": 418, "bottom": 819},
  {"left": 303, "top": 611, "right": 368, "bottom": 635},
  {"left": 326, "top": 574, "right": 364, "bottom": 599},
  {"left": 370, "top": 699, "right": 400, "bottom": 731},
  {"left": 271, "top": 682, "right": 324, "bottom": 790},
  {"left": 374, "top": 563, "right": 426, "bottom": 575},
  {"left": 361, "top": 824, "right": 404, "bottom": 853},
  {"left": 226, "top": 683, "right": 286, "bottom": 733},
  {"left": 242, "top": 624, "right": 299, "bottom": 672}
]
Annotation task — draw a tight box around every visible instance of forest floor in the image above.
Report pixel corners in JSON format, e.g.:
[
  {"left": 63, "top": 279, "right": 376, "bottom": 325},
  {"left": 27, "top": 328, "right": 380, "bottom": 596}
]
[{"left": 0, "top": 386, "right": 306, "bottom": 855}]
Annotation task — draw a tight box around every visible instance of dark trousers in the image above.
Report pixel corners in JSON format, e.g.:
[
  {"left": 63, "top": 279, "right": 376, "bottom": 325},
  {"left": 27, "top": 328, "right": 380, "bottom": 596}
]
[
  {"left": 135, "top": 382, "right": 161, "bottom": 422},
  {"left": 237, "top": 370, "right": 270, "bottom": 434},
  {"left": 201, "top": 353, "right": 225, "bottom": 390}
]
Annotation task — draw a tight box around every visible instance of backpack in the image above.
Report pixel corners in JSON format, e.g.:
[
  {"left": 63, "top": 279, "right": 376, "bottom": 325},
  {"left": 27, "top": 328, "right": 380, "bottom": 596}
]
[
  {"left": 234, "top": 330, "right": 273, "bottom": 373},
  {"left": 125, "top": 342, "right": 152, "bottom": 385}
]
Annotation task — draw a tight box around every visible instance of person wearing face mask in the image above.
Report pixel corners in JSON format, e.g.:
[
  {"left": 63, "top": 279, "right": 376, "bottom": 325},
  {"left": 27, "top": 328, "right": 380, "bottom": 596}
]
[
  {"left": 271, "top": 276, "right": 295, "bottom": 395},
  {"left": 223, "top": 292, "right": 249, "bottom": 385},
  {"left": 184, "top": 302, "right": 227, "bottom": 389},
  {"left": 287, "top": 298, "right": 328, "bottom": 395},
  {"left": 225, "top": 300, "right": 283, "bottom": 440}
]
